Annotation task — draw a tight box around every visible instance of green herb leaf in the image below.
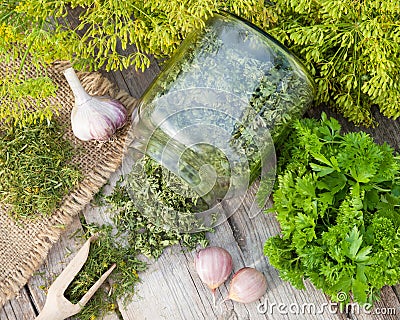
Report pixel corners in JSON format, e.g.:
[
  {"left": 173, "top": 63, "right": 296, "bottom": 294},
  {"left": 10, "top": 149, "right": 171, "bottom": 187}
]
[
  {"left": 344, "top": 227, "right": 363, "bottom": 260},
  {"left": 355, "top": 246, "right": 372, "bottom": 263}
]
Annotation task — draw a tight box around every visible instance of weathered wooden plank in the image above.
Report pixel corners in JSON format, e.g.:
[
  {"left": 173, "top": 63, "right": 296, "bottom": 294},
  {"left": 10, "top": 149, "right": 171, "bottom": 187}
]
[
  {"left": 220, "top": 184, "right": 347, "bottom": 320},
  {"left": 343, "top": 286, "right": 399, "bottom": 320},
  {"left": 103, "top": 181, "right": 341, "bottom": 320},
  {"left": 112, "top": 165, "right": 399, "bottom": 320},
  {"left": 80, "top": 167, "right": 238, "bottom": 319},
  {"left": 0, "top": 287, "right": 37, "bottom": 320},
  {"left": 26, "top": 215, "right": 85, "bottom": 313},
  {"left": 393, "top": 285, "right": 400, "bottom": 302},
  {"left": 101, "top": 56, "right": 160, "bottom": 100},
  {"left": 117, "top": 223, "right": 248, "bottom": 319},
  {"left": 98, "top": 313, "right": 120, "bottom": 320},
  {"left": 306, "top": 106, "right": 400, "bottom": 149}
]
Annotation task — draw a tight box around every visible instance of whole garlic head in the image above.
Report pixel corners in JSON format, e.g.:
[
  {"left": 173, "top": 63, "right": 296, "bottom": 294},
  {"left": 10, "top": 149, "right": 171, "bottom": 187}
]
[{"left": 64, "top": 67, "right": 127, "bottom": 141}]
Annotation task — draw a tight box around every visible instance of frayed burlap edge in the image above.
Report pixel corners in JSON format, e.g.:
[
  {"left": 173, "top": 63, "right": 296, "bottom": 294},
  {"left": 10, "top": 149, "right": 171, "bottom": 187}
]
[{"left": 0, "top": 61, "right": 138, "bottom": 307}]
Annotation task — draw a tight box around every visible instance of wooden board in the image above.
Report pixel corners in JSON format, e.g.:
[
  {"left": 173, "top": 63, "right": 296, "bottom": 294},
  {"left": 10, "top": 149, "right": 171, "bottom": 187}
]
[
  {"left": 0, "top": 287, "right": 36, "bottom": 320},
  {"left": 26, "top": 216, "right": 85, "bottom": 312}
]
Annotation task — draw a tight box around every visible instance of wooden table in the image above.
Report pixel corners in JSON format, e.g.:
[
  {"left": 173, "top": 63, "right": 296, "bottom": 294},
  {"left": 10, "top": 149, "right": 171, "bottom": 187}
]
[{"left": 1, "top": 57, "right": 400, "bottom": 320}]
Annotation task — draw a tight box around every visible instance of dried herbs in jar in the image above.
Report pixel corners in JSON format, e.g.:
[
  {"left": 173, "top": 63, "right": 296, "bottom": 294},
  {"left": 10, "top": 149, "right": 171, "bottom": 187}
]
[{"left": 123, "top": 12, "right": 315, "bottom": 231}]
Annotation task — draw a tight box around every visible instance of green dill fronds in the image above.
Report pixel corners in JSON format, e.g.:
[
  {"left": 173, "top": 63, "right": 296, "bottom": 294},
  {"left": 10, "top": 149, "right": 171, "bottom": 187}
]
[
  {"left": 1, "top": 1, "right": 274, "bottom": 72},
  {"left": 269, "top": 0, "right": 400, "bottom": 126},
  {"left": 0, "top": 71, "right": 59, "bottom": 127}
]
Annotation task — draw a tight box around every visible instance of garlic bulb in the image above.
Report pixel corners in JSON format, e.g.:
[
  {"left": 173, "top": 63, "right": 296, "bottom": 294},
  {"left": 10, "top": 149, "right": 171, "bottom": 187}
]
[
  {"left": 226, "top": 267, "right": 267, "bottom": 304},
  {"left": 64, "top": 67, "right": 127, "bottom": 141},
  {"left": 194, "top": 246, "right": 233, "bottom": 305}
]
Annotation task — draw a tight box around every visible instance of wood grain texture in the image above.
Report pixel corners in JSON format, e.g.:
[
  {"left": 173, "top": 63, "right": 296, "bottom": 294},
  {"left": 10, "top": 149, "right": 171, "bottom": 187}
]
[
  {"left": 393, "top": 285, "right": 400, "bottom": 302},
  {"left": 26, "top": 216, "right": 85, "bottom": 313},
  {"left": 0, "top": 287, "right": 36, "bottom": 320},
  {"left": 344, "top": 286, "right": 400, "bottom": 320},
  {"left": 101, "top": 57, "right": 160, "bottom": 100}
]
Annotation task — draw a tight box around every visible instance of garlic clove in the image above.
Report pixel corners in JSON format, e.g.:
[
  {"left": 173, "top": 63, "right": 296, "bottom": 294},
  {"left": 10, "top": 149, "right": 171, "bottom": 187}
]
[
  {"left": 64, "top": 67, "right": 127, "bottom": 141},
  {"left": 194, "top": 246, "right": 233, "bottom": 305},
  {"left": 226, "top": 267, "right": 267, "bottom": 304}
]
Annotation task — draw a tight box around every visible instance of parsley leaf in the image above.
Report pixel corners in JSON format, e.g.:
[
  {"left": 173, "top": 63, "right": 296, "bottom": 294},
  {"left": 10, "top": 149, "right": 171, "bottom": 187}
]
[{"left": 261, "top": 113, "right": 400, "bottom": 306}]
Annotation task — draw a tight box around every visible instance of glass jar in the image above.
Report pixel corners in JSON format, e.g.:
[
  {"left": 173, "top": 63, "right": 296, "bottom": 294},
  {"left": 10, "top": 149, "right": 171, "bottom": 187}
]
[{"left": 122, "top": 12, "right": 315, "bottom": 232}]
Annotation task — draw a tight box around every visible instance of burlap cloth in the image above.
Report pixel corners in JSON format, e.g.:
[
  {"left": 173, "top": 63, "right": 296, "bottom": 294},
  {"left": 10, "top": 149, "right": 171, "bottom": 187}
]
[{"left": 0, "top": 60, "right": 138, "bottom": 307}]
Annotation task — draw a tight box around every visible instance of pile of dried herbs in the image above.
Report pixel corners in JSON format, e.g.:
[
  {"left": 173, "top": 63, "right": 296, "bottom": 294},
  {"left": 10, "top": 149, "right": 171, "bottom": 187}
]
[
  {"left": 0, "top": 122, "right": 81, "bottom": 219},
  {"left": 65, "top": 179, "right": 208, "bottom": 320},
  {"left": 124, "top": 155, "right": 217, "bottom": 232}
]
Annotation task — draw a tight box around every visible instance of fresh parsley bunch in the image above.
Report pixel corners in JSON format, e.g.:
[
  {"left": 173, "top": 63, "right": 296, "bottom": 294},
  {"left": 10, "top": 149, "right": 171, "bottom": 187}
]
[{"left": 261, "top": 113, "right": 400, "bottom": 305}]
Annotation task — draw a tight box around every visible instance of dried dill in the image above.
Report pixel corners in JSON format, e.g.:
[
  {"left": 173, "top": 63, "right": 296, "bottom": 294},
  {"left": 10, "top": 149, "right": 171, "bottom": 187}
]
[
  {"left": 107, "top": 176, "right": 209, "bottom": 252},
  {"left": 65, "top": 224, "right": 147, "bottom": 319},
  {"left": 124, "top": 155, "right": 215, "bottom": 233},
  {"left": 65, "top": 178, "right": 209, "bottom": 320},
  {"left": 0, "top": 121, "right": 81, "bottom": 219}
]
